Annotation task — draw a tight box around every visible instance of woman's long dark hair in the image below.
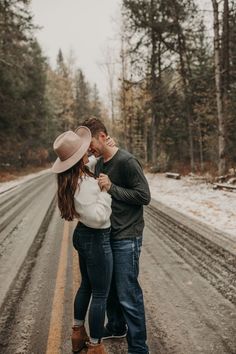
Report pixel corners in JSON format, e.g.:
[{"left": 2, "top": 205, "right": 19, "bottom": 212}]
[{"left": 57, "top": 159, "right": 94, "bottom": 221}]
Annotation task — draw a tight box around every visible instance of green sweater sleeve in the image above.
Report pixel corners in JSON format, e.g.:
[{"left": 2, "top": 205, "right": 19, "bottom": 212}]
[{"left": 108, "top": 157, "right": 151, "bottom": 205}]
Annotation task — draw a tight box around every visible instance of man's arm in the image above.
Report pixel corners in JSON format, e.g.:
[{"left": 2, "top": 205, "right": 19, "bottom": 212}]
[{"left": 98, "top": 158, "right": 151, "bottom": 205}]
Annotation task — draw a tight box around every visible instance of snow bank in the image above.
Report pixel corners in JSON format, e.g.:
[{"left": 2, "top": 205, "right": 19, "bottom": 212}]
[{"left": 146, "top": 173, "right": 236, "bottom": 240}]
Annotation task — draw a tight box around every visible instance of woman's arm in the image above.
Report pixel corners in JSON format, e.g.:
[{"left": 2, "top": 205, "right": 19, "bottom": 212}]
[
  {"left": 82, "top": 191, "right": 112, "bottom": 227},
  {"left": 75, "top": 182, "right": 112, "bottom": 228}
]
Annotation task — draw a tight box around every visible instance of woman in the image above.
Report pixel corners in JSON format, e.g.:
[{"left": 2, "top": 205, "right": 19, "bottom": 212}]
[{"left": 52, "top": 127, "right": 112, "bottom": 354}]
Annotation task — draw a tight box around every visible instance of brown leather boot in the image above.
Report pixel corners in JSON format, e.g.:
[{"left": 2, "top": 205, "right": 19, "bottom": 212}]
[
  {"left": 87, "top": 342, "right": 107, "bottom": 354},
  {"left": 71, "top": 325, "right": 89, "bottom": 352}
]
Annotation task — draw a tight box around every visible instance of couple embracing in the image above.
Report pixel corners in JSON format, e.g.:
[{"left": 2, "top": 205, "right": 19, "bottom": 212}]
[{"left": 51, "top": 117, "right": 151, "bottom": 354}]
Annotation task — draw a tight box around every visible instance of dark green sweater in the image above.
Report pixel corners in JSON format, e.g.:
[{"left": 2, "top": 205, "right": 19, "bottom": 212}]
[{"left": 95, "top": 149, "right": 151, "bottom": 239}]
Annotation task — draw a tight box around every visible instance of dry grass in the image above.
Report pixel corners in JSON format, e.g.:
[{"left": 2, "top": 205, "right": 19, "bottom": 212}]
[{"left": 0, "top": 164, "right": 51, "bottom": 183}]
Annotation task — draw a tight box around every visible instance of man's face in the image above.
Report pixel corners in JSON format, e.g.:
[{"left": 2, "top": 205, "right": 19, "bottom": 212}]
[{"left": 89, "top": 132, "right": 106, "bottom": 157}]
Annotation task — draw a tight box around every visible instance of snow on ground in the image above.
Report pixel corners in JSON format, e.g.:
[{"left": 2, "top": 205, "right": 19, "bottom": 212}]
[
  {"left": 0, "top": 169, "right": 51, "bottom": 194},
  {"left": 146, "top": 173, "right": 236, "bottom": 240}
]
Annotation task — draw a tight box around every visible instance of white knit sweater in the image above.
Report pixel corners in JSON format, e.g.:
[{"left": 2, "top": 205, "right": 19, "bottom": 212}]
[{"left": 74, "top": 176, "right": 111, "bottom": 229}]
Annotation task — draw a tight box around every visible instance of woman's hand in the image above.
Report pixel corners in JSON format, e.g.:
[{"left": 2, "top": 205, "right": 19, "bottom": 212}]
[
  {"left": 106, "top": 136, "right": 116, "bottom": 147},
  {"left": 98, "top": 173, "right": 112, "bottom": 191}
]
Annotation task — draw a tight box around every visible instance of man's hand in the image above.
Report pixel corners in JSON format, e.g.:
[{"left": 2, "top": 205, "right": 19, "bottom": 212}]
[{"left": 98, "top": 173, "right": 112, "bottom": 191}]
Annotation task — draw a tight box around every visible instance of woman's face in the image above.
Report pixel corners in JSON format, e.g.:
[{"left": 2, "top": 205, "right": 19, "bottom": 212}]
[{"left": 82, "top": 152, "right": 89, "bottom": 164}]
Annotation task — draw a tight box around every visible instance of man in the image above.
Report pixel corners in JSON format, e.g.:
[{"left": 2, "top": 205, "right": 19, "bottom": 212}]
[{"left": 82, "top": 117, "right": 151, "bottom": 354}]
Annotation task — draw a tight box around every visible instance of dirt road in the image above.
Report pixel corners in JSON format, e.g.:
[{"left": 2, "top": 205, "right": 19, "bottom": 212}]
[{"left": 0, "top": 174, "right": 235, "bottom": 354}]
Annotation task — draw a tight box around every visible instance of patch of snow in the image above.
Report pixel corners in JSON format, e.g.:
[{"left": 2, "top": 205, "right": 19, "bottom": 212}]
[
  {"left": 0, "top": 169, "right": 51, "bottom": 194},
  {"left": 146, "top": 173, "right": 236, "bottom": 240}
]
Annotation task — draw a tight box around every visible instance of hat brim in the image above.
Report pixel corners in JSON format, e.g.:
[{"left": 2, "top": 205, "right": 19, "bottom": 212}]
[{"left": 51, "top": 127, "right": 92, "bottom": 174}]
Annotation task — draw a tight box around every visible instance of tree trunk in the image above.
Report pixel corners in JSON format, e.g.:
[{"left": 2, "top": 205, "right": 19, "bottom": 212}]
[
  {"left": 173, "top": 0, "right": 195, "bottom": 171},
  {"left": 101, "top": 47, "right": 116, "bottom": 133},
  {"left": 121, "top": 35, "right": 127, "bottom": 148},
  {"left": 198, "top": 120, "right": 204, "bottom": 171},
  {"left": 221, "top": 0, "right": 230, "bottom": 167},
  {"left": 150, "top": 0, "right": 158, "bottom": 166},
  {"left": 222, "top": 0, "right": 230, "bottom": 93},
  {"left": 212, "top": 0, "right": 226, "bottom": 175}
]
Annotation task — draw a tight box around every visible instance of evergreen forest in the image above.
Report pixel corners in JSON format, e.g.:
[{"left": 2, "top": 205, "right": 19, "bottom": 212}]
[{"left": 1, "top": 0, "right": 236, "bottom": 175}]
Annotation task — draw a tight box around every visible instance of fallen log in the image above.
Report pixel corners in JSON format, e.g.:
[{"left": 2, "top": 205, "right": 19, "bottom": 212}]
[
  {"left": 215, "top": 175, "right": 229, "bottom": 183},
  {"left": 213, "top": 183, "right": 236, "bottom": 191},
  {"left": 227, "top": 177, "right": 236, "bottom": 185},
  {"left": 165, "top": 172, "right": 181, "bottom": 179}
]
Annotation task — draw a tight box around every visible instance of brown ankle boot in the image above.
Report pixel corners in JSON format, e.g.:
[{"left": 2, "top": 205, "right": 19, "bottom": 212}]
[
  {"left": 71, "top": 325, "right": 89, "bottom": 352},
  {"left": 87, "top": 342, "right": 107, "bottom": 354}
]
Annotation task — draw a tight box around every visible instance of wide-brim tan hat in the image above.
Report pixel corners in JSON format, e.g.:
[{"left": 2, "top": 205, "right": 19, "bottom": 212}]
[{"left": 51, "top": 126, "right": 91, "bottom": 173}]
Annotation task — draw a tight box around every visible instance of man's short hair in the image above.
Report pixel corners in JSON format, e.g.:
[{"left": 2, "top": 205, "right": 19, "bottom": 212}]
[{"left": 82, "top": 117, "right": 108, "bottom": 137}]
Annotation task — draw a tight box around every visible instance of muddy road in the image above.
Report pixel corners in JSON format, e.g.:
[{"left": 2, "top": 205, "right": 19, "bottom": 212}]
[{"left": 0, "top": 173, "right": 235, "bottom": 354}]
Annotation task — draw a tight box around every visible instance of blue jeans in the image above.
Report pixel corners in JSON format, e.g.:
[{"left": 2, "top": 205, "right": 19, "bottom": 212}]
[
  {"left": 73, "top": 223, "right": 113, "bottom": 339},
  {"left": 106, "top": 237, "right": 149, "bottom": 354}
]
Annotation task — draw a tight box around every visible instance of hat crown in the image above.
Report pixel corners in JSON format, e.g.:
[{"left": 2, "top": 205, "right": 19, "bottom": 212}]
[
  {"left": 54, "top": 131, "right": 83, "bottom": 161},
  {"left": 51, "top": 126, "right": 91, "bottom": 173}
]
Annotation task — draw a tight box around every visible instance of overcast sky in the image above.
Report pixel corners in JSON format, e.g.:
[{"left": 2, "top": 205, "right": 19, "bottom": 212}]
[
  {"left": 30, "top": 0, "right": 122, "bottom": 100},
  {"left": 30, "top": 0, "right": 211, "bottom": 101}
]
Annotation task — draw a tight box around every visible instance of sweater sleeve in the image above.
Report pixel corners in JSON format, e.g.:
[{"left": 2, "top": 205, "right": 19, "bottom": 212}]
[
  {"left": 76, "top": 190, "right": 112, "bottom": 228},
  {"left": 108, "top": 157, "right": 151, "bottom": 205}
]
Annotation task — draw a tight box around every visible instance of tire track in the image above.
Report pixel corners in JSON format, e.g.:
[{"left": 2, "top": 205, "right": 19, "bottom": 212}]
[
  {"left": 0, "top": 173, "right": 57, "bottom": 319},
  {"left": 144, "top": 201, "right": 236, "bottom": 305}
]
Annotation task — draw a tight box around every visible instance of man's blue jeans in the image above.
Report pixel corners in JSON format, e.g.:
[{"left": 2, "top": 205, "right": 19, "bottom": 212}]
[{"left": 106, "top": 236, "right": 149, "bottom": 354}]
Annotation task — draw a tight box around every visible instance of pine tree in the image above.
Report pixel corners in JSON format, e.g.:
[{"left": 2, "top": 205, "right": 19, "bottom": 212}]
[
  {"left": 90, "top": 84, "right": 102, "bottom": 118},
  {"left": 74, "top": 69, "right": 91, "bottom": 124},
  {"left": 54, "top": 49, "right": 75, "bottom": 131},
  {"left": 0, "top": 0, "right": 49, "bottom": 166}
]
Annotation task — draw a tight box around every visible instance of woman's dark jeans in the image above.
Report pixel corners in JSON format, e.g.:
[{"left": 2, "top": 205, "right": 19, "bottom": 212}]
[{"left": 73, "top": 223, "right": 113, "bottom": 339}]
